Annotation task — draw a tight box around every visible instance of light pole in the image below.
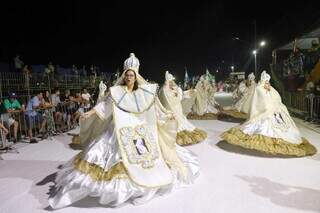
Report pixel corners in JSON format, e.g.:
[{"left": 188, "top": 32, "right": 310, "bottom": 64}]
[
  {"left": 260, "top": 41, "right": 266, "bottom": 47},
  {"left": 231, "top": 65, "right": 234, "bottom": 72},
  {"left": 252, "top": 50, "right": 257, "bottom": 76},
  {"left": 233, "top": 36, "right": 267, "bottom": 75},
  {"left": 258, "top": 40, "right": 266, "bottom": 72}
]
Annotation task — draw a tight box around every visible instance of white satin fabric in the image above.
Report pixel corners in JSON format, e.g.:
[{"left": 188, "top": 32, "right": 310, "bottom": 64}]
[
  {"left": 239, "top": 84, "right": 302, "bottom": 144},
  {"left": 49, "top": 124, "right": 199, "bottom": 208},
  {"left": 159, "top": 84, "right": 196, "bottom": 132},
  {"left": 49, "top": 91, "right": 200, "bottom": 209},
  {"left": 206, "top": 84, "right": 219, "bottom": 114},
  {"left": 234, "top": 82, "right": 256, "bottom": 114},
  {"left": 191, "top": 77, "right": 218, "bottom": 115},
  {"left": 110, "top": 84, "right": 158, "bottom": 114},
  {"left": 232, "top": 81, "right": 247, "bottom": 100},
  {"left": 240, "top": 115, "right": 302, "bottom": 144},
  {"left": 181, "top": 89, "right": 197, "bottom": 115}
]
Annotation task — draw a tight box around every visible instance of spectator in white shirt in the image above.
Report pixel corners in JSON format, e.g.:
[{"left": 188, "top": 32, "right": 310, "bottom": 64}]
[
  {"left": 51, "top": 88, "right": 64, "bottom": 132},
  {"left": 81, "top": 88, "right": 91, "bottom": 112}
]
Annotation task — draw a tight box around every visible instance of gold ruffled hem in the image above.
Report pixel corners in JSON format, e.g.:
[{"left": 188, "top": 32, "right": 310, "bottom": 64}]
[
  {"left": 177, "top": 128, "right": 207, "bottom": 146},
  {"left": 220, "top": 110, "right": 248, "bottom": 120},
  {"left": 187, "top": 113, "right": 218, "bottom": 120},
  {"left": 73, "top": 152, "right": 128, "bottom": 181},
  {"left": 221, "top": 128, "right": 317, "bottom": 157},
  {"left": 71, "top": 135, "right": 81, "bottom": 144},
  {"left": 68, "top": 135, "right": 83, "bottom": 150}
]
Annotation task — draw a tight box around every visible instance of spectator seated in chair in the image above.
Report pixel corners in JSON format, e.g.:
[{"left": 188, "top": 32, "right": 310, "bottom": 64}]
[
  {"left": 2, "top": 92, "right": 21, "bottom": 143},
  {"left": 0, "top": 100, "right": 9, "bottom": 147},
  {"left": 24, "top": 92, "right": 47, "bottom": 143}
]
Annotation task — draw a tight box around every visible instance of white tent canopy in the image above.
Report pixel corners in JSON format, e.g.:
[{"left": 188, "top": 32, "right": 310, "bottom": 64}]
[
  {"left": 278, "top": 38, "right": 319, "bottom": 50},
  {"left": 277, "top": 27, "right": 320, "bottom": 50}
]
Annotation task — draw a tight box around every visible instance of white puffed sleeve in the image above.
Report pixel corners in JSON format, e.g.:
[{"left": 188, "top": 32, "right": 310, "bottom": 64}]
[
  {"left": 93, "top": 96, "right": 113, "bottom": 120},
  {"left": 182, "top": 88, "right": 197, "bottom": 99},
  {"left": 155, "top": 97, "right": 174, "bottom": 126}
]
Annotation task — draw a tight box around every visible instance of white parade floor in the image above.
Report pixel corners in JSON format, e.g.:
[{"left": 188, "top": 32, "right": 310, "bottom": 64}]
[{"left": 1, "top": 119, "right": 319, "bottom": 213}]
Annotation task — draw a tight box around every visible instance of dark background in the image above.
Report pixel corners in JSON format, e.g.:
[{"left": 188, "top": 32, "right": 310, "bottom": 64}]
[{"left": 0, "top": 1, "right": 319, "bottom": 82}]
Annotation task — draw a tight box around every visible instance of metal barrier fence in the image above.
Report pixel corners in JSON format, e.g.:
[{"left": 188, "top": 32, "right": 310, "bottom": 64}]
[
  {"left": 0, "top": 95, "right": 93, "bottom": 151},
  {"left": 0, "top": 70, "right": 109, "bottom": 158},
  {"left": 0, "top": 72, "right": 110, "bottom": 97},
  {"left": 280, "top": 89, "right": 320, "bottom": 122},
  {"left": 0, "top": 71, "right": 108, "bottom": 151},
  {"left": 306, "top": 94, "right": 320, "bottom": 122}
]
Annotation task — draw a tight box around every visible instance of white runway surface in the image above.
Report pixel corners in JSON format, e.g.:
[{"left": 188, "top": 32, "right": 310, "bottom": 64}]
[{"left": 1, "top": 119, "right": 320, "bottom": 213}]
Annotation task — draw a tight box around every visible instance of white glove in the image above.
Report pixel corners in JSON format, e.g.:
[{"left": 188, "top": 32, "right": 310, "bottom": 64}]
[{"left": 99, "top": 81, "right": 107, "bottom": 93}]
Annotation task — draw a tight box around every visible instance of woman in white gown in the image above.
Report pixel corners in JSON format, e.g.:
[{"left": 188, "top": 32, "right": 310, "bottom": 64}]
[
  {"left": 221, "top": 73, "right": 256, "bottom": 120},
  {"left": 221, "top": 71, "right": 316, "bottom": 156},
  {"left": 232, "top": 80, "right": 247, "bottom": 102},
  {"left": 70, "top": 81, "right": 108, "bottom": 148},
  {"left": 159, "top": 71, "right": 207, "bottom": 146},
  {"left": 236, "top": 72, "right": 256, "bottom": 114},
  {"left": 207, "top": 80, "right": 219, "bottom": 114},
  {"left": 48, "top": 53, "right": 200, "bottom": 209},
  {"left": 188, "top": 75, "right": 218, "bottom": 119}
]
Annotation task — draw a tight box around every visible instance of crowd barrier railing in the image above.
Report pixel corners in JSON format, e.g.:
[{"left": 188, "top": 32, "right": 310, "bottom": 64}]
[
  {"left": 280, "top": 89, "right": 320, "bottom": 123},
  {"left": 0, "top": 98, "right": 93, "bottom": 149}
]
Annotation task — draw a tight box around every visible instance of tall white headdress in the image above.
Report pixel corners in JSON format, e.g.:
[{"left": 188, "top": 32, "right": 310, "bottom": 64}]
[
  {"left": 123, "top": 53, "right": 140, "bottom": 73},
  {"left": 113, "top": 53, "right": 147, "bottom": 86},
  {"left": 248, "top": 72, "right": 255, "bottom": 81},
  {"left": 165, "top": 71, "right": 175, "bottom": 81},
  {"left": 260, "top": 70, "right": 271, "bottom": 83}
]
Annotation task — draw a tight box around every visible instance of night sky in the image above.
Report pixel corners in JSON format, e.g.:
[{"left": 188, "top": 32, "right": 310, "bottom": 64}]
[{"left": 1, "top": 1, "right": 319, "bottom": 82}]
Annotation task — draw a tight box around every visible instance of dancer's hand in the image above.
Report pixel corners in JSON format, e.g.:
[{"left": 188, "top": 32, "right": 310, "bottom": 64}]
[
  {"left": 99, "top": 81, "right": 107, "bottom": 92},
  {"left": 81, "top": 111, "right": 94, "bottom": 120}
]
